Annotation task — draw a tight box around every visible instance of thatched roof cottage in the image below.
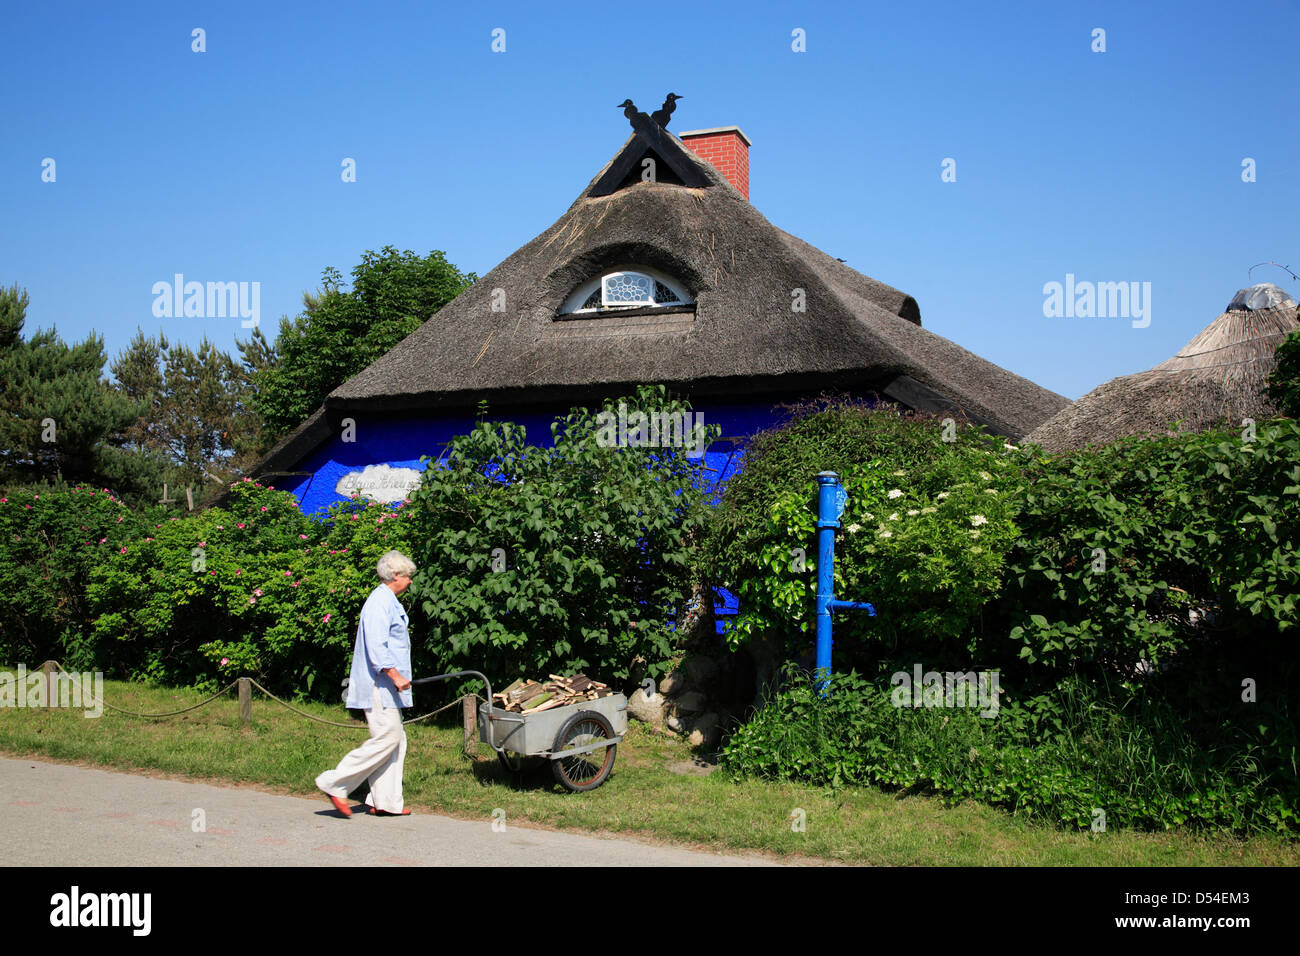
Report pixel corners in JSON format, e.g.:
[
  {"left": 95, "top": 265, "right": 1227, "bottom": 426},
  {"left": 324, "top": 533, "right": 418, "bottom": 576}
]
[
  {"left": 1027, "top": 283, "right": 1298, "bottom": 452},
  {"left": 251, "top": 112, "right": 1068, "bottom": 512}
]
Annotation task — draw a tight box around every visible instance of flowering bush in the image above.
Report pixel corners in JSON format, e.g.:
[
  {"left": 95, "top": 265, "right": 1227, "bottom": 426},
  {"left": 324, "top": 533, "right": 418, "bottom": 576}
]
[
  {"left": 707, "top": 403, "right": 1020, "bottom": 672},
  {"left": 85, "top": 479, "right": 412, "bottom": 696},
  {"left": 0, "top": 483, "right": 146, "bottom": 669}
]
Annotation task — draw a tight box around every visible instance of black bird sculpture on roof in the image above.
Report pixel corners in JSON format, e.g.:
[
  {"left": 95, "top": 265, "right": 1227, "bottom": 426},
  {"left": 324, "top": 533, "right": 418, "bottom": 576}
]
[
  {"left": 651, "top": 93, "right": 683, "bottom": 129},
  {"left": 616, "top": 98, "right": 654, "bottom": 135}
]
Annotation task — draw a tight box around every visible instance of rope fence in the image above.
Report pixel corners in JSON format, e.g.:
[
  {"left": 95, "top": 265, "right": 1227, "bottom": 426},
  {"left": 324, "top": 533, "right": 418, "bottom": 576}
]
[{"left": 28, "top": 661, "right": 486, "bottom": 756}]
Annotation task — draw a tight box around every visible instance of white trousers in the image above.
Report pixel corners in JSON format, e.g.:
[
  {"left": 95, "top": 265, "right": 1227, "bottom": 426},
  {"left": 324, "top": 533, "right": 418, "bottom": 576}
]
[{"left": 315, "top": 686, "right": 407, "bottom": 813}]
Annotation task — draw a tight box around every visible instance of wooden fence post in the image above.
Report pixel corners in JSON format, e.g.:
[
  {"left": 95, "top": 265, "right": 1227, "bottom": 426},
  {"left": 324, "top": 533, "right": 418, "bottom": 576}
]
[
  {"left": 462, "top": 694, "right": 476, "bottom": 757},
  {"left": 238, "top": 678, "right": 252, "bottom": 727},
  {"left": 41, "top": 661, "right": 59, "bottom": 706}
]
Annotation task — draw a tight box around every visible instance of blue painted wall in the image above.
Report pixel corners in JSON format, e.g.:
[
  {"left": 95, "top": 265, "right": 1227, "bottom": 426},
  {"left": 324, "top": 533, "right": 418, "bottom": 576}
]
[{"left": 287, "top": 400, "right": 792, "bottom": 514}]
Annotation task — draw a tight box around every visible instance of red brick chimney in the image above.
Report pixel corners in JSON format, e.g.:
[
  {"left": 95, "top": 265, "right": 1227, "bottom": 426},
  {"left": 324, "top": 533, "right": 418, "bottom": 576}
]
[{"left": 678, "top": 126, "right": 751, "bottom": 199}]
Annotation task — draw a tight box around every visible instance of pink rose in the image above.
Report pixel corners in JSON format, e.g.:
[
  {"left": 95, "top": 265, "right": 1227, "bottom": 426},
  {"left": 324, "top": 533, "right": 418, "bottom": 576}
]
[
  {"left": 323, "top": 613, "right": 331, "bottom": 623},
  {"left": 299, "top": 534, "right": 308, "bottom": 539},
  {"left": 220, "top": 657, "right": 229, "bottom": 666}
]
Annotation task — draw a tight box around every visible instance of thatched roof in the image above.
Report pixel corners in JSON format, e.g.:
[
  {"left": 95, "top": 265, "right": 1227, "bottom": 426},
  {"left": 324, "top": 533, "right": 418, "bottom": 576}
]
[
  {"left": 236, "top": 125, "right": 1070, "bottom": 491},
  {"left": 1026, "top": 283, "right": 1299, "bottom": 452},
  {"left": 325, "top": 127, "right": 1065, "bottom": 437}
]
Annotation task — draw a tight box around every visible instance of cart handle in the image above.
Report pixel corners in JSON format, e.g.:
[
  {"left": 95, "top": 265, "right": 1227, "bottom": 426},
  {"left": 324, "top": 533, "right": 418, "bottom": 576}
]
[
  {"left": 410, "top": 669, "right": 493, "bottom": 705},
  {"left": 411, "top": 669, "right": 511, "bottom": 750}
]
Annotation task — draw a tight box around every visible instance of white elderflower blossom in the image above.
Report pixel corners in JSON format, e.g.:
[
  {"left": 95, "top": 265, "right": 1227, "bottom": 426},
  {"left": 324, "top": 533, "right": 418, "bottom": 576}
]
[
  {"left": 971, "top": 514, "right": 988, "bottom": 526},
  {"left": 891, "top": 469, "right": 907, "bottom": 477},
  {"left": 985, "top": 488, "right": 998, "bottom": 495},
  {"left": 847, "top": 523, "right": 861, "bottom": 533},
  {"left": 979, "top": 471, "right": 993, "bottom": 481},
  {"left": 907, "top": 509, "right": 920, "bottom": 516},
  {"left": 889, "top": 513, "right": 900, "bottom": 521},
  {"left": 888, "top": 489, "right": 904, "bottom": 499},
  {"left": 878, "top": 529, "right": 893, "bottom": 539},
  {"left": 936, "top": 491, "right": 950, "bottom": 500},
  {"left": 921, "top": 506, "right": 937, "bottom": 514}
]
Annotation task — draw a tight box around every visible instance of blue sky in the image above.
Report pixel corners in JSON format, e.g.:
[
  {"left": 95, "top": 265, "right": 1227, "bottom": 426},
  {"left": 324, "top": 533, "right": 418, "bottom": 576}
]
[{"left": 2, "top": 0, "right": 1296, "bottom": 399}]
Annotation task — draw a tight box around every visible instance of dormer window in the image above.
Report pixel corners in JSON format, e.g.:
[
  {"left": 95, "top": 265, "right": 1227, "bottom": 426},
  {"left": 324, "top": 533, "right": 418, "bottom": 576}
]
[{"left": 560, "top": 267, "right": 693, "bottom": 316}]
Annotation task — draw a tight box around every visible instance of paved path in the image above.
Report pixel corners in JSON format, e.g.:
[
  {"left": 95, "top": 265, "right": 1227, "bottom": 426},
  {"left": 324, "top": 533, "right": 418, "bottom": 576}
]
[{"left": 0, "top": 756, "right": 778, "bottom": 866}]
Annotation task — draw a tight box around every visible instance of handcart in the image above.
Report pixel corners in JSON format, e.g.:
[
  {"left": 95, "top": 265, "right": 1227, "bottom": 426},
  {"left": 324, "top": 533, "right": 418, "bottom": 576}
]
[{"left": 413, "top": 670, "right": 627, "bottom": 792}]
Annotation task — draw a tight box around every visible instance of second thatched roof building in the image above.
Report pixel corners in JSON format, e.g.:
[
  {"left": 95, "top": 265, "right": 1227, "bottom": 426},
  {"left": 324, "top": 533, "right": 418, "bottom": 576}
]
[{"left": 1027, "top": 283, "right": 1298, "bottom": 452}]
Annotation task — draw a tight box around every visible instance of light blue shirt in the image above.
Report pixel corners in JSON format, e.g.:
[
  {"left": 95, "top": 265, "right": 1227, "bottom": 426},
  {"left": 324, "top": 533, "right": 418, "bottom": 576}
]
[{"left": 346, "top": 584, "right": 412, "bottom": 709}]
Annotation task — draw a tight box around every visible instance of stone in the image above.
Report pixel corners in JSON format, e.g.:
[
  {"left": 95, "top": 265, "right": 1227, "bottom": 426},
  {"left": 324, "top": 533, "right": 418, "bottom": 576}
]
[
  {"left": 626, "top": 688, "right": 666, "bottom": 725},
  {"left": 683, "top": 655, "right": 718, "bottom": 685},
  {"left": 687, "top": 712, "right": 720, "bottom": 749},
  {"left": 658, "top": 671, "right": 686, "bottom": 696},
  {"left": 673, "top": 690, "right": 707, "bottom": 715},
  {"left": 666, "top": 715, "right": 683, "bottom": 733}
]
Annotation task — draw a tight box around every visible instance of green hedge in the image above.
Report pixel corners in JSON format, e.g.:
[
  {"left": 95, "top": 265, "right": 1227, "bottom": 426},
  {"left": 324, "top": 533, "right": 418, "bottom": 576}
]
[
  {"left": 708, "top": 404, "right": 1300, "bottom": 833},
  {"left": 721, "top": 664, "right": 1299, "bottom": 834}
]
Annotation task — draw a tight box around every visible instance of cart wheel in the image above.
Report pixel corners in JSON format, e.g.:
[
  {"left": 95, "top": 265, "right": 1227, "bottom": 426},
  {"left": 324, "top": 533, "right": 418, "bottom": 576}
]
[
  {"left": 496, "top": 750, "right": 526, "bottom": 776},
  {"left": 551, "top": 710, "right": 616, "bottom": 792}
]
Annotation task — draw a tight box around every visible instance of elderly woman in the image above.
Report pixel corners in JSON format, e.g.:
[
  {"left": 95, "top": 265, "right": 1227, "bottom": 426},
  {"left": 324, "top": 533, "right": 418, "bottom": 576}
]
[{"left": 315, "top": 549, "right": 417, "bottom": 817}]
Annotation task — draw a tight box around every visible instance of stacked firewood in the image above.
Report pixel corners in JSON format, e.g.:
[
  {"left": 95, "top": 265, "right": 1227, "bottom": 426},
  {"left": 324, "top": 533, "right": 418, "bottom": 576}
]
[{"left": 493, "top": 674, "right": 613, "bottom": 714}]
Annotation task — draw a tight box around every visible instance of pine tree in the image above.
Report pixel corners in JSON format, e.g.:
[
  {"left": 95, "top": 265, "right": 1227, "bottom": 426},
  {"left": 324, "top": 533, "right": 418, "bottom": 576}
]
[{"left": 0, "top": 284, "right": 152, "bottom": 493}]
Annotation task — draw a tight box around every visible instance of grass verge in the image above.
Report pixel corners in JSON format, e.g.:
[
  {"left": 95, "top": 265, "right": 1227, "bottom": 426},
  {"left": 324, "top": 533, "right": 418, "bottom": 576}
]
[{"left": 0, "top": 675, "right": 1296, "bottom": 865}]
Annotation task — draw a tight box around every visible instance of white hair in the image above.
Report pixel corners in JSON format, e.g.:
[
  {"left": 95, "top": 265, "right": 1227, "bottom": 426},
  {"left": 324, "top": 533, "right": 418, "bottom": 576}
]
[{"left": 376, "top": 550, "right": 417, "bottom": 582}]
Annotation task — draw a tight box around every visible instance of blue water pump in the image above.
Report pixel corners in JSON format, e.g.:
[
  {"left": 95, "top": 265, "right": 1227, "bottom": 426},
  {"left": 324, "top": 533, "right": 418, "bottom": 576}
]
[{"left": 814, "top": 471, "right": 876, "bottom": 689}]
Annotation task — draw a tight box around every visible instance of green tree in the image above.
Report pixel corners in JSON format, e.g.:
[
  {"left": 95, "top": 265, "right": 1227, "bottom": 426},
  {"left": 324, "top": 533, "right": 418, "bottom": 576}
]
[
  {"left": 1267, "top": 322, "right": 1300, "bottom": 417},
  {"left": 109, "top": 329, "right": 268, "bottom": 501},
  {"left": 0, "top": 284, "right": 151, "bottom": 494},
  {"left": 249, "top": 246, "right": 476, "bottom": 437}
]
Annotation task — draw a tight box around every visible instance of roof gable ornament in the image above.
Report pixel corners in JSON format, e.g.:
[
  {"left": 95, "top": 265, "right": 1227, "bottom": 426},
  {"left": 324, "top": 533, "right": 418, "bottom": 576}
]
[
  {"left": 589, "top": 95, "right": 712, "bottom": 197},
  {"left": 651, "top": 93, "right": 683, "bottom": 129}
]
